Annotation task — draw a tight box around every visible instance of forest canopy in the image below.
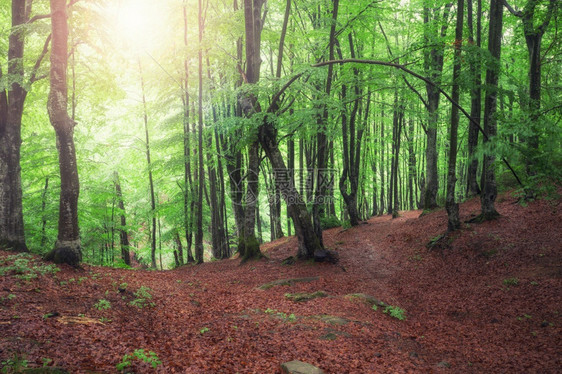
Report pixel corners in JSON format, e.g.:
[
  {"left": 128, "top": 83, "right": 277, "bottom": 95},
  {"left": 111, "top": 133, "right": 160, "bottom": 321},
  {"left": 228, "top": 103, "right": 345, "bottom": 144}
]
[{"left": 0, "top": 0, "right": 560, "bottom": 268}]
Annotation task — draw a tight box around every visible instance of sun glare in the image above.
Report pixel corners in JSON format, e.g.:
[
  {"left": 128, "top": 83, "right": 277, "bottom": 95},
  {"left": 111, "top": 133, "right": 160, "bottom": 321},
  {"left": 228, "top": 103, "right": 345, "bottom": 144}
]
[{"left": 107, "top": 0, "right": 171, "bottom": 55}]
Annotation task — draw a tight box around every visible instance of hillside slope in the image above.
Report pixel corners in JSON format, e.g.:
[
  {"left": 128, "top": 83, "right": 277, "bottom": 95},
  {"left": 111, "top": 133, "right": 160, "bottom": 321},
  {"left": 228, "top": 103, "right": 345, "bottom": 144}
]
[{"left": 1, "top": 193, "right": 560, "bottom": 373}]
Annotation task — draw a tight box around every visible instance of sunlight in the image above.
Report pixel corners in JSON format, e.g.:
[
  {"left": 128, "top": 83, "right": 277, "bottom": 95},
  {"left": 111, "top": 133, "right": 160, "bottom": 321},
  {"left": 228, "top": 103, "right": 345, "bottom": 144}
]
[{"left": 106, "top": 0, "right": 172, "bottom": 55}]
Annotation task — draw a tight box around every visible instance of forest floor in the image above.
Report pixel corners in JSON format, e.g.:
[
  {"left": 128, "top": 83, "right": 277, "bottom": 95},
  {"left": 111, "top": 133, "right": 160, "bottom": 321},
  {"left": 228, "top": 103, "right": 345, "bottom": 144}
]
[{"left": 0, "top": 192, "right": 561, "bottom": 373}]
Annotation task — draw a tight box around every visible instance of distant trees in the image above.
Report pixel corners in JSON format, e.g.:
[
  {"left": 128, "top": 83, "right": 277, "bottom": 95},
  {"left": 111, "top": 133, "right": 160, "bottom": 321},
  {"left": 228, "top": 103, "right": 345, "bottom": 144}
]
[{"left": 1, "top": 0, "right": 559, "bottom": 266}]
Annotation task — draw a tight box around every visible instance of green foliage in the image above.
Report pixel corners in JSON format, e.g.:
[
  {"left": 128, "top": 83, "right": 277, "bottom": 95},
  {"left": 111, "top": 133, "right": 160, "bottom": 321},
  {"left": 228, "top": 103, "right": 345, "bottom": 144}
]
[
  {"left": 342, "top": 220, "right": 352, "bottom": 230},
  {"left": 130, "top": 286, "right": 155, "bottom": 308},
  {"left": 263, "top": 308, "right": 297, "bottom": 322},
  {"left": 94, "top": 299, "right": 111, "bottom": 310},
  {"left": 116, "top": 349, "right": 161, "bottom": 371},
  {"left": 1, "top": 353, "right": 28, "bottom": 373},
  {"left": 199, "top": 327, "right": 210, "bottom": 334},
  {"left": 0, "top": 254, "right": 59, "bottom": 281},
  {"left": 503, "top": 277, "right": 519, "bottom": 286},
  {"left": 320, "top": 215, "right": 341, "bottom": 230},
  {"left": 383, "top": 305, "right": 407, "bottom": 321}
]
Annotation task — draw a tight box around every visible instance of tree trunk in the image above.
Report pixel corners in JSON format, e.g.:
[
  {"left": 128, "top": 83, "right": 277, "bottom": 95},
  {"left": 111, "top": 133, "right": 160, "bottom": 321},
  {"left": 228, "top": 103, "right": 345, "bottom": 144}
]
[
  {"left": 182, "top": 3, "right": 194, "bottom": 264},
  {"left": 45, "top": 0, "right": 81, "bottom": 266},
  {"left": 392, "top": 108, "right": 403, "bottom": 218},
  {"left": 238, "top": 141, "right": 262, "bottom": 261},
  {"left": 238, "top": 0, "right": 265, "bottom": 262},
  {"left": 313, "top": 0, "right": 339, "bottom": 243},
  {"left": 0, "top": 0, "right": 32, "bottom": 252},
  {"left": 466, "top": 0, "right": 482, "bottom": 196},
  {"left": 138, "top": 62, "right": 157, "bottom": 269},
  {"left": 480, "top": 0, "right": 503, "bottom": 220},
  {"left": 40, "top": 177, "right": 49, "bottom": 248},
  {"left": 379, "top": 107, "right": 385, "bottom": 215},
  {"left": 258, "top": 122, "right": 323, "bottom": 259},
  {"left": 195, "top": 0, "right": 206, "bottom": 264},
  {"left": 114, "top": 172, "right": 131, "bottom": 266},
  {"left": 422, "top": 2, "right": 453, "bottom": 210},
  {"left": 339, "top": 31, "right": 363, "bottom": 227},
  {"left": 445, "top": 0, "right": 464, "bottom": 232}
]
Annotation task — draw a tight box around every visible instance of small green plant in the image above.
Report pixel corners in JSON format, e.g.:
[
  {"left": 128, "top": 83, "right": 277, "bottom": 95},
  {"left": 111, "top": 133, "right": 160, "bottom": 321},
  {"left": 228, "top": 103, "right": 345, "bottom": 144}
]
[
  {"left": 116, "top": 349, "right": 161, "bottom": 371},
  {"left": 94, "top": 299, "right": 111, "bottom": 310},
  {"left": 503, "top": 277, "right": 519, "bottom": 286},
  {"left": 342, "top": 220, "right": 352, "bottom": 229},
  {"left": 41, "top": 358, "right": 53, "bottom": 367},
  {"left": 199, "top": 327, "right": 210, "bottom": 334},
  {"left": 0, "top": 255, "right": 59, "bottom": 282},
  {"left": 263, "top": 308, "right": 297, "bottom": 322},
  {"left": 130, "top": 286, "right": 155, "bottom": 308},
  {"left": 371, "top": 305, "right": 378, "bottom": 311},
  {"left": 99, "top": 317, "right": 112, "bottom": 323},
  {"left": 0, "top": 294, "right": 16, "bottom": 304},
  {"left": 383, "top": 305, "right": 407, "bottom": 320},
  {"left": 1, "top": 353, "right": 28, "bottom": 373}
]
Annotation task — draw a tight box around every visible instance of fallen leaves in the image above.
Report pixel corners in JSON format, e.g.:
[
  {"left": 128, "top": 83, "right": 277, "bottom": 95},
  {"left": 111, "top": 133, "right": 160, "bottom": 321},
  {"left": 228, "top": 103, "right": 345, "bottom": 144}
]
[{"left": 0, "top": 192, "right": 560, "bottom": 372}]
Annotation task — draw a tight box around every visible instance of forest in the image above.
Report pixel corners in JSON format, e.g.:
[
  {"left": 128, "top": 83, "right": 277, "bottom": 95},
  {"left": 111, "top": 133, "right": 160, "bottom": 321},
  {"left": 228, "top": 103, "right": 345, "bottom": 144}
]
[{"left": 0, "top": 0, "right": 561, "bottom": 372}]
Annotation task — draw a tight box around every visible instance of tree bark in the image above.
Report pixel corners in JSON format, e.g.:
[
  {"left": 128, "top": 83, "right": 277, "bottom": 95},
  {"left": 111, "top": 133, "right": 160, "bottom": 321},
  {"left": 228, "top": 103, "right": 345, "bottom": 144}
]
[
  {"left": 114, "top": 172, "right": 131, "bottom": 266},
  {"left": 0, "top": 0, "right": 33, "bottom": 252},
  {"left": 445, "top": 0, "right": 464, "bottom": 232},
  {"left": 480, "top": 0, "right": 503, "bottom": 220},
  {"left": 339, "top": 31, "right": 363, "bottom": 226},
  {"left": 195, "top": 0, "right": 206, "bottom": 264},
  {"left": 422, "top": 2, "right": 453, "bottom": 210},
  {"left": 466, "top": 0, "right": 482, "bottom": 196},
  {"left": 313, "top": 0, "right": 339, "bottom": 243},
  {"left": 44, "top": 0, "right": 81, "bottom": 266},
  {"left": 138, "top": 62, "right": 157, "bottom": 269},
  {"left": 182, "top": 3, "right": 194, "bottom": 264}
]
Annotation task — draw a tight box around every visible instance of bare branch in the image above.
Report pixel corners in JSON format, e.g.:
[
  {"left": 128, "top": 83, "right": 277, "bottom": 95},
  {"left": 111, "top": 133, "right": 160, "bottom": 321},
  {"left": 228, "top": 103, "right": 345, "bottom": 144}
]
[
  {"left": 27, "top": 13, "right": 51, "bottom": 24},
  {"left": 29, "top": 34, "right": 52, "bottom": 84}
]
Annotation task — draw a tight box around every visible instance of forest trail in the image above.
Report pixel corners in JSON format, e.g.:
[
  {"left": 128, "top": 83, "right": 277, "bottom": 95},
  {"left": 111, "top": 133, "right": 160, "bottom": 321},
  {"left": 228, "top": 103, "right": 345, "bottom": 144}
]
[{"left": 1, "top": 192, "right": 561, "bottom": 373}]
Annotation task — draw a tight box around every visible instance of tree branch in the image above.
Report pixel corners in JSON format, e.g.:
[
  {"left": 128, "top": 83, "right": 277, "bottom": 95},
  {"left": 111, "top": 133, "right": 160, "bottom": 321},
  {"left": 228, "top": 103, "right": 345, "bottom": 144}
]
[
  {"left": 27, "top": 13, "right": 51, "bottom": 24},
  {"left": 267, "top": 72, "right": 305, "bottom": 113},
  {"left": 538, "top": 0, "right": 556, "bottom": 34},
  {"left": 29, "top": 34, "right": 52, "bottom": 84},
  {"left": 503, "top": 0, "right": 522, "bottom": 17}
]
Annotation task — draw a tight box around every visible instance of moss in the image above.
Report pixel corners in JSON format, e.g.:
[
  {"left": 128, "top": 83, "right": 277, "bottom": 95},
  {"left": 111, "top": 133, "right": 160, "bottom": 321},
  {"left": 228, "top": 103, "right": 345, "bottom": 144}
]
[{"left": 285, "top": 291, "right": 328, "bottom": 302}]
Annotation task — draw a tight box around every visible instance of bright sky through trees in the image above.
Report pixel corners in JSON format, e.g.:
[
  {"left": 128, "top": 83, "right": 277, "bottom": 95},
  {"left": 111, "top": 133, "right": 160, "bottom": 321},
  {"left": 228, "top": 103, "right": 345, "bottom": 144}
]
[{"left": 103, "top": 0, "right": 172, "bottom": 55}]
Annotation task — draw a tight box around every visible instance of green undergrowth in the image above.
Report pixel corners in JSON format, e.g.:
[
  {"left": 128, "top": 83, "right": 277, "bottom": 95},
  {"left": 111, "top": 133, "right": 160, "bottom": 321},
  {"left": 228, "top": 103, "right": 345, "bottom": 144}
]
[{"left": 0, "top": 253, "right": 59, "bottom": 281}]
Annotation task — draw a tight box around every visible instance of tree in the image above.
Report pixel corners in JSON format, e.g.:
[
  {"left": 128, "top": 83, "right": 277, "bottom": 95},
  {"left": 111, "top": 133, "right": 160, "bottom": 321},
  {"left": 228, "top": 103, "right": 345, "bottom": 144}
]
[
  {"left": 503, "top": 0, "right": 557, "bottom": 171},
  {"left": 0, "top": 0, "right": 50, "bottom": 252},
  {"left": 194, "top": 0, "right": 206, "bottom": 264},
  {"left": 466, "top": 0, "right": 483, "bottom": 196},
  {"left": 445, "top": 0, "right": 464, "bottom": 231},
  {"left": 44, "top": 0, "right": 81, "bottom": 265},
  {"left": 113, "top": 172, "right": 130, "bottom": 266},
  {"left": 422, "top": 1, "right": 453, "bottom": 210},
  {"left": 479, "top": 0, "right": 504, "bottom": 220}
]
